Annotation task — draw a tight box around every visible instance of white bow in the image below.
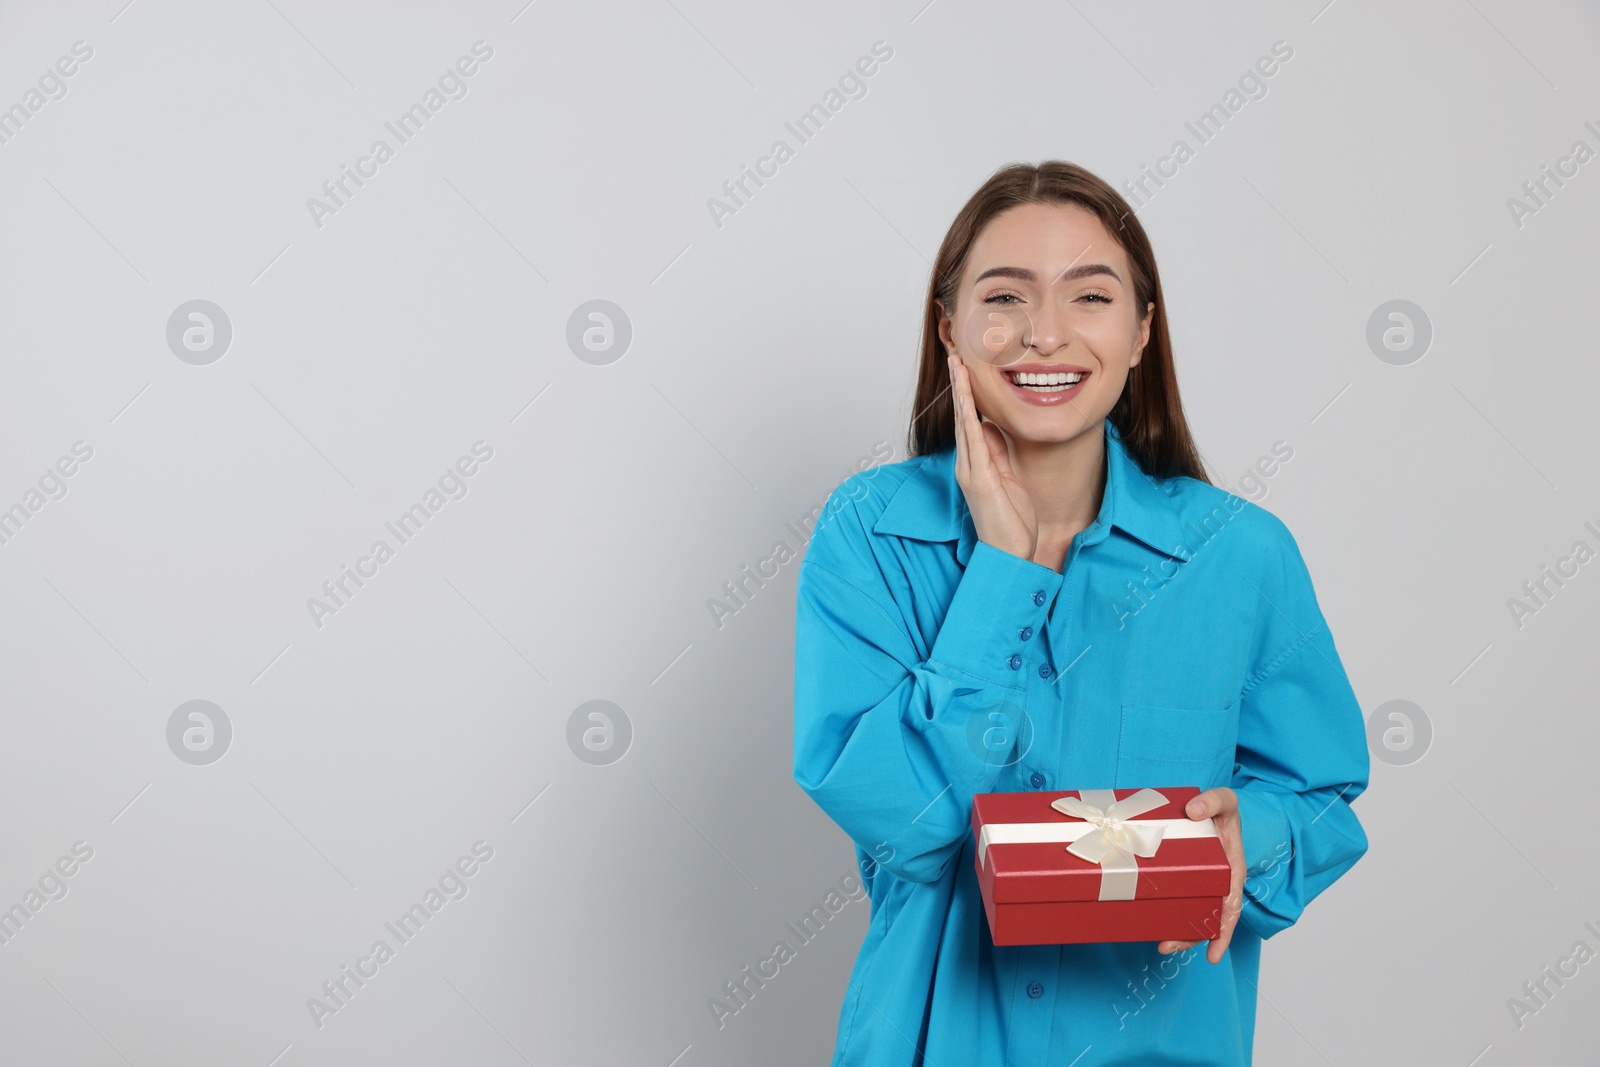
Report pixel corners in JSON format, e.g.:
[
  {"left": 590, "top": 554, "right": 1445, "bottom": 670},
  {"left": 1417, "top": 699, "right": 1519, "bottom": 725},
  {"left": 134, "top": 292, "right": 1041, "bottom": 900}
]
[{"left": 1050, "top": 788, "right": 1171, "bottom": 900}]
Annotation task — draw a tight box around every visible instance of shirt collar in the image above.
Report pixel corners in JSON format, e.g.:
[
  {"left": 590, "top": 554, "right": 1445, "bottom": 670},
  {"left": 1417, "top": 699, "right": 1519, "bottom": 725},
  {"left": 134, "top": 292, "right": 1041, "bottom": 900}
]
[{"left": 872, "top": 418, "right": 1191, "bottom": 566}]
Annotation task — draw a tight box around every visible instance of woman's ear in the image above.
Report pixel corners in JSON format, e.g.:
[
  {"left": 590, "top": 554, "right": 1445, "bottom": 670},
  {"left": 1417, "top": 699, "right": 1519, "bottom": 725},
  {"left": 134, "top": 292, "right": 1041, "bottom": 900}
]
[
  {"left": 935, "top": 298, "right": 957, "bottom": 359},
  {"left": 1130, "top": 300, "right": 1155, "bottom": 368}
]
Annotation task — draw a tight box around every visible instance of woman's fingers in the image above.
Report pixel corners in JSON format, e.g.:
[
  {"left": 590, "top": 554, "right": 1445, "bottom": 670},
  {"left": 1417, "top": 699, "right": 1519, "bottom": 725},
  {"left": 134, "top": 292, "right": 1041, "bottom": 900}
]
[
  {"left": 1179, "top": 787, "right": 1247, "bottom": 964},
  {"left": 951, "top": 356, "right": 984, "bottom": 482},
  {"left": 948, "top": 356, "right": 967, "bottom": 483},
  {"left": 981, "top": 416, "right": 1014, "bottom": 479},
  {"left": 947, "top": 351, "right": 1034, "bottom": 560},
  {"left": 1185, "top": 788, "right": 1230, "bottom": 820},
  {"left": 1207, "top": 821, "right": 1248, "bottom": 964},
  {"left": 949, "top": 355, "right": 983, "bottom": 492},
  {"left": 949, "top": 355, "right": 972, "bottom": 479}
]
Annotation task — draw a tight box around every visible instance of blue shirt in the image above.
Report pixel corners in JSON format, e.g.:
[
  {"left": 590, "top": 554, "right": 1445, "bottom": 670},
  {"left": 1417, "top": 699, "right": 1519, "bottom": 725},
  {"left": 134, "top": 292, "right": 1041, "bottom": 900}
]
[{"left": 792, "top": 418, "right": 1369, "bottom": 1067}]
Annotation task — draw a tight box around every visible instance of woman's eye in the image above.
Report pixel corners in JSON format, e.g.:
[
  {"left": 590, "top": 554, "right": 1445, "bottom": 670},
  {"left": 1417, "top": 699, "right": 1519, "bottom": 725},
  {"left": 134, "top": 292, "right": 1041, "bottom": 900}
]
[{"left": 983, "top": 291, "right": 1111, "bottom": 305}]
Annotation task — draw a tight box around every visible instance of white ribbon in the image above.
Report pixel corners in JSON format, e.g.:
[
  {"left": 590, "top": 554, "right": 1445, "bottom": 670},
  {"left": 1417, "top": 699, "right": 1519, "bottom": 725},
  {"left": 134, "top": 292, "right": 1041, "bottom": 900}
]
[{"left": 976, "top": 788, "right": 1218, "bottom": 901}]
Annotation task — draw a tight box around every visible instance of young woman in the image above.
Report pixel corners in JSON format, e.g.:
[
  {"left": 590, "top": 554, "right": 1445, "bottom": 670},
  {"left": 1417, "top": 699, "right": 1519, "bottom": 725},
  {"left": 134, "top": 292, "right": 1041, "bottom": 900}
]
[{"left": 792, "top": 161, "right": 1369, "bottom": 1066}]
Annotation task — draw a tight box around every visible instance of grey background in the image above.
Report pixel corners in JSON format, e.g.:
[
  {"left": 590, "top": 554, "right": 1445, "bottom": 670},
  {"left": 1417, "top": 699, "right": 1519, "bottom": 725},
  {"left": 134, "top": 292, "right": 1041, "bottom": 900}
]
[{"left": 0, "top": 0, "right": 1595, "bottom": 1063}]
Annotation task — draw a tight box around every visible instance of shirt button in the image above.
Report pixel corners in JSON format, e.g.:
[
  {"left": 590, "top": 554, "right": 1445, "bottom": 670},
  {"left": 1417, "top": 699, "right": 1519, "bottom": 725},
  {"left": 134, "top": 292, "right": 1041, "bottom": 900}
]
[
  {"left": 1032, "top": 590, "right": 1046, "bottom": 606},
  {"left": 1018, "top": 626, "right": 1033, "bottom": 641},
  {"left": 1038, "top": 664, "right": 1052, "bottom": 680},
  {"left": 1027, "top": 980, "right": 1044, "bottom": 999},
  {"left": 1029, "top": 771, "right": 1045, "bottom": 789},
  {"left": 1008, "top": 654, "right": 1022, "bottom": 670}
]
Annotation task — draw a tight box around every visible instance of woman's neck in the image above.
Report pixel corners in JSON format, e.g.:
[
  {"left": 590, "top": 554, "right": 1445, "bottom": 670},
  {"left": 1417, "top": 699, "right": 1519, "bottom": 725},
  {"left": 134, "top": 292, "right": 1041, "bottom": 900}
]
[{"left": 1006, "top": 426, "right": 1108, "bottom": 544}]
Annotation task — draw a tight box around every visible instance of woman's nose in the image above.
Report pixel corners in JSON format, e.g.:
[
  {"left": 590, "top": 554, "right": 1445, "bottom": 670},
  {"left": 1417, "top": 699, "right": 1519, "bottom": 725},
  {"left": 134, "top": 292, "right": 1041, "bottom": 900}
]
[{"left": 1023, "top": 301, "right": 1072, "bottom": 353}]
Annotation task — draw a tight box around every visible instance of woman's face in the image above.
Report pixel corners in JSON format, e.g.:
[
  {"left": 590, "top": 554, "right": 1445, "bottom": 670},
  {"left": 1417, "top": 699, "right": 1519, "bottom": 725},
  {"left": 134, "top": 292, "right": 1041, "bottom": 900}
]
[{"left": 937, "top": 201, "right": 1154, "bottom": 446}]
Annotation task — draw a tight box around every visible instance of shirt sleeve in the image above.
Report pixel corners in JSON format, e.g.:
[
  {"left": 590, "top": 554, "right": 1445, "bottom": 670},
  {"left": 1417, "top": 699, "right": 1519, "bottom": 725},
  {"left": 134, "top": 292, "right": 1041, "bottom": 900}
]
[
  {"left": 793, "top": 488, "right": 1063, "bottom": 886},
  {"left": 1230, "top": 511, "right": 1371, "bottom": 940}
]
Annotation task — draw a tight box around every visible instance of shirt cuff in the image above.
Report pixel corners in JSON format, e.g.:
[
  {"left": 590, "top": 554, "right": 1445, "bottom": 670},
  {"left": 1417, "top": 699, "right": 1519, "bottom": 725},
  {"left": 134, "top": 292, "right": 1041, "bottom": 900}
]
[
  {"left": 1235, "top": 786, "right": 1293, "bottom": 882},
  {"left": 927, "top": 540, "right": 1064, "bottom": 687}
]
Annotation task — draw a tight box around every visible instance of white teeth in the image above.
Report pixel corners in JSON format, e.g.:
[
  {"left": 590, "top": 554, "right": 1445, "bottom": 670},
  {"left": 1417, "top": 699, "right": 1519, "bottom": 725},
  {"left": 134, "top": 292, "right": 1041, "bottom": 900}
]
[{"left": 1011, "top": 371, "right": 1084, "bottom": 385}]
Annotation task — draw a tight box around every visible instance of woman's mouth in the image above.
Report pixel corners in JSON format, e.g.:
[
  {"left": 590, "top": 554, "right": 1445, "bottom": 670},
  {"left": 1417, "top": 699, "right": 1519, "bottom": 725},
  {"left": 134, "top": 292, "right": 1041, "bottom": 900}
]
[{"left": 1001, "top": 367, "right": 1089, "bottom": 405}]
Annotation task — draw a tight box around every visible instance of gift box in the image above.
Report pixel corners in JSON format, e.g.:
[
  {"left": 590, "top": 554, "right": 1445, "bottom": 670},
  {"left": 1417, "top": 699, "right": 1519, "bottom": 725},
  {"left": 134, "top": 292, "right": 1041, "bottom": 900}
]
[{"left": 971, "top": 786, "right": 1231, "bottom": 946}]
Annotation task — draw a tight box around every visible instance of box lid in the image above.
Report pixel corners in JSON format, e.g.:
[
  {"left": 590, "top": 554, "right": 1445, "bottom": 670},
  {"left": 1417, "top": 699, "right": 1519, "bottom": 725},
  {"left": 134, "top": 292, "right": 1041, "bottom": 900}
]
[{"left": 971, "top": 787, "right": 1231, "bottom": 904}]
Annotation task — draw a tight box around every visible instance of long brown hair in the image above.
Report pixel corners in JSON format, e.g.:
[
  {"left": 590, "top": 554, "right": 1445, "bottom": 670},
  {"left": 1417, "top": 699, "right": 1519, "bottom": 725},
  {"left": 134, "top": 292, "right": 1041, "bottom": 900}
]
[{"left": 908, "top": 160, "right": 1210, "bottom": 484}]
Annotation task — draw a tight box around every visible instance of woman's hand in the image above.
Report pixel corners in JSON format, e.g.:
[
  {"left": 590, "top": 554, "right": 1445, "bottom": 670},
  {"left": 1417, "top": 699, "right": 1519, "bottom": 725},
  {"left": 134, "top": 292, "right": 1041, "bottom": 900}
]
[
  {"left": 1157, "top": 786, "right": 1246, "bottom": 964},
  {"left": 948, "top": 353, "right": 1038, "bottom": 561}
]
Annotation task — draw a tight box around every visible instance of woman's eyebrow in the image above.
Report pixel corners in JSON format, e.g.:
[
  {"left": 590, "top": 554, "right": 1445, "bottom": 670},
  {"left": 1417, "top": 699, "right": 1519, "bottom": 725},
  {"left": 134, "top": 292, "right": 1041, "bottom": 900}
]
[{"left": 972, "top": 263, "right": 1122, "bottom": 286}]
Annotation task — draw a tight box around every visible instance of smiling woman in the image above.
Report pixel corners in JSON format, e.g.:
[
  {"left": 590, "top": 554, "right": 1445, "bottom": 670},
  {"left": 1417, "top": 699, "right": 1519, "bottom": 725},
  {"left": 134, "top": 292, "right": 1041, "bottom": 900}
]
[{"left": 792, "top": 161, "right": 1370, "bottom": 1067}]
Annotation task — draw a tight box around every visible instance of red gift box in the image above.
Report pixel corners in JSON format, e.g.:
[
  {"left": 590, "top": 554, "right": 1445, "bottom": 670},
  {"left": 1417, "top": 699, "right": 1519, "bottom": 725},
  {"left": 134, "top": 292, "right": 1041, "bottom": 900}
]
[{"left": 971, "top": 786, "right": 1231, "bottom": 946}]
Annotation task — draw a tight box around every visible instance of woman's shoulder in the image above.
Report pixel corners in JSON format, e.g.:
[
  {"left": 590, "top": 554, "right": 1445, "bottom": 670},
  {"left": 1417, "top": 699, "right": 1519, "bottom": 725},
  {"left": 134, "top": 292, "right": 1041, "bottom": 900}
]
[
  {"left": 1158, "top": 475, "right": 1338, "bottom": 648},
  {"left": 803, "top": 450, "right": 938, "bottom": 570},
  {"left": 1155, "top": 470, "right": 1305, "bottom": 562},
  {"left": 829, "top": 451, "right": 932, "bottom": 516}
]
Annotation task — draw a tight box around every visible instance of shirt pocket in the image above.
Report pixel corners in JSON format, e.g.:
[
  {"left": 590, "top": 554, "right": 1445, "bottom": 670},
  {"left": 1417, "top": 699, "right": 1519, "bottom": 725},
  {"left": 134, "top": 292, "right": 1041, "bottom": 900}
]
[{"left": 1113, "top": 700, "right": 1238, "bottom": 789}]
